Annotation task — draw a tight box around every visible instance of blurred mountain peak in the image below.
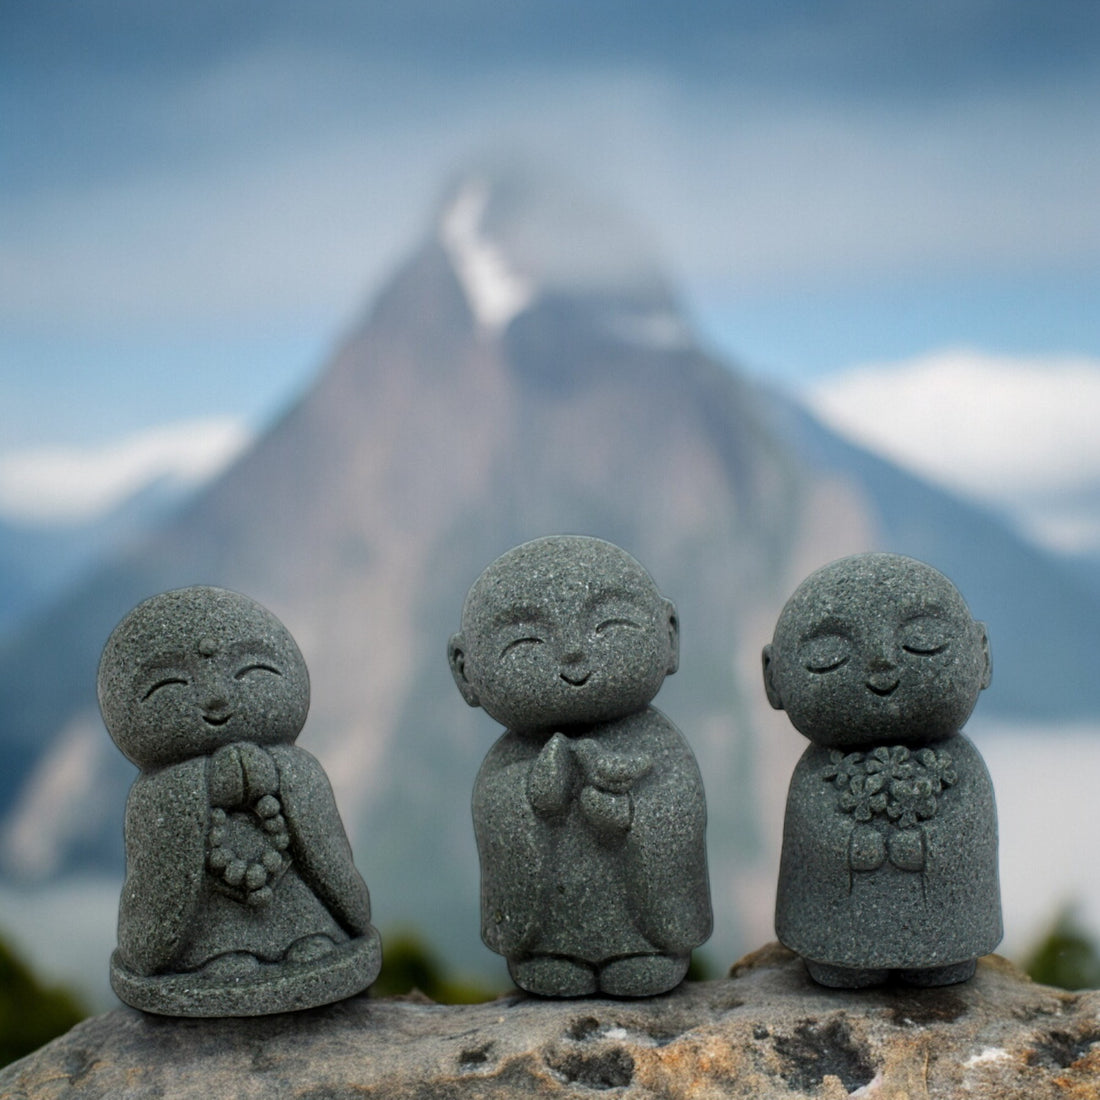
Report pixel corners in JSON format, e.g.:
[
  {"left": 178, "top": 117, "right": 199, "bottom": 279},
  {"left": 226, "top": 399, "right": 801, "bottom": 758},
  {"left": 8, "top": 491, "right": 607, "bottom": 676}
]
[
  {"left": 434, "top": 165, "right": 683, "bottom": 337},
  {"left": 438, "top": 177, "right": 534, "bottom": 331}
]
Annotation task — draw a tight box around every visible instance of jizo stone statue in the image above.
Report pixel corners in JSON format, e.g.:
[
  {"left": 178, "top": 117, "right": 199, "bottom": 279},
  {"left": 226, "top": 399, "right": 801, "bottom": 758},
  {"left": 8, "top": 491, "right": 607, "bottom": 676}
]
[
  {"left": 764, "top": 553, "right": 1001, "bottom": 988},
  {"left": 98, "top": 586, "right": 381, "bottom": 1016},
  {"left": 449, "top": 536, "right": 712, "bottom": 997}
]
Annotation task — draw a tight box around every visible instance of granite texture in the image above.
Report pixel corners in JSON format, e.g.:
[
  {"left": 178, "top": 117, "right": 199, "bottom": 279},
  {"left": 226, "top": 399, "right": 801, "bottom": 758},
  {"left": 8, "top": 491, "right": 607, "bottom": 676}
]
[
  {"left": 449, "top": 536, "right": 712, "bottom": 997},
  {"left": 97, "top": 586, "right": 381, "bottom": 1016},
  {"left": 763, "top": 554, "right": 1001, "bottom": 988},
  {"left": 3, "top": 945, "right": 1098, "bottom": 1099}
]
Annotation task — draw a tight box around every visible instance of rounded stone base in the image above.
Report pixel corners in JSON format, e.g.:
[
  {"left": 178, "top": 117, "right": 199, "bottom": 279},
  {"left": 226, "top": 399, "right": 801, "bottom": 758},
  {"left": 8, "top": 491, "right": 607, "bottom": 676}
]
[{"left": 110, "top": 929, "right": 382, "bottom": 1017}]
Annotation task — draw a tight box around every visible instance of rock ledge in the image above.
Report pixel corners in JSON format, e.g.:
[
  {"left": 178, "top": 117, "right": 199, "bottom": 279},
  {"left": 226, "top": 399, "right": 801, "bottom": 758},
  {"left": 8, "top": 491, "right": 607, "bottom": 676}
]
[{"left": 2, "top": 944, "right": 1099, "bottom": 1099}]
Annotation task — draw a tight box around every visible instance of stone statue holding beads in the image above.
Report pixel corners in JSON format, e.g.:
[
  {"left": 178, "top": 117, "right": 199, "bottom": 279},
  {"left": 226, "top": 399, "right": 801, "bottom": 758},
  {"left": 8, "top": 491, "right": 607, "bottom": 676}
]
[{"left": 98, "top": 585, "right": 381, "bottom": 1016}]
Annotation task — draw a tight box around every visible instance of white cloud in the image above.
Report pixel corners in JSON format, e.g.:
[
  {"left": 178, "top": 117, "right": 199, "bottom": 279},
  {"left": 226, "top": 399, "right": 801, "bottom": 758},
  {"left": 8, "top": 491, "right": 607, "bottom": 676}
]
[
  {"left": 808, "top": 349, "right": 1100, "bottom": 494},
  {"left": 806, "top": 349, "right": 1100, "bottom": 553},
  {"left": 0, "top": 417, "right": 251, "bottom": 524}
]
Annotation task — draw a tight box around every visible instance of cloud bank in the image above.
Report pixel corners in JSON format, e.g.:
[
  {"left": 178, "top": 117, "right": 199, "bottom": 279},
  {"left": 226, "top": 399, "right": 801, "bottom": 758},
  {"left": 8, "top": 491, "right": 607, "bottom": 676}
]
[
  {"left": 0, "top": 418, "right": 251, "bottom": 525},
  {"left": 807, "top": 350, "right": 1100, "bottom": 553}
]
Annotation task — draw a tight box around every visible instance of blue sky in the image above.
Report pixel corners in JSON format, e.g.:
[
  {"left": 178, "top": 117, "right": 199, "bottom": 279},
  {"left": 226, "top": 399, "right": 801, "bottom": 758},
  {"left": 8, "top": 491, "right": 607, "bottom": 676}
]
[{"left": 2, "top": 1, "right": 1099, "bottom": 514}]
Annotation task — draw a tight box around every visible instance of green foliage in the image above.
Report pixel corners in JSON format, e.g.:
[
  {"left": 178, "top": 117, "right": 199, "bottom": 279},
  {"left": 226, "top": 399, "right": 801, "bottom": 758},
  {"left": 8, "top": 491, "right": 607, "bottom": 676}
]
[
  {"left": 371, "top": 930, "right": 501, "bottom": 1004},
  {"left": 1024, "top": 907, "right": 1100, "bottom": 991},
  {"left": 0, "top": 930, "right": 87, "bottom": 1069},
  {"left": 372, "top": 930, "right": 721, "bottom": 1003},
  {"left": 686, "top": 948, "right": 717, "bottom": 982}
]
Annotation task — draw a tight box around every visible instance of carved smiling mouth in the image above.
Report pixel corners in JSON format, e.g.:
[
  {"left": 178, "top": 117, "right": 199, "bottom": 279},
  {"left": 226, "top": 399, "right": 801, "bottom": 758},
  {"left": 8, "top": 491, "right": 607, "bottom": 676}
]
[
  {"left": 560, "top": 672, "right": 591, "bottom": 687},
  {"left": 203, "top": 713, "right": 233, "bottom": 726},
  {"left": 866, "top": 680, "right": 899, "bottom": 697}
]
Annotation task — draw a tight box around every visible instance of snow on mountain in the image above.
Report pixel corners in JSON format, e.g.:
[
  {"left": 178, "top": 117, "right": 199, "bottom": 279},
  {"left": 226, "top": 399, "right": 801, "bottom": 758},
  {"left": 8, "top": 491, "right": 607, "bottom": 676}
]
[{"left": 438, "top": 178, "right": 534, "bottom": 331}]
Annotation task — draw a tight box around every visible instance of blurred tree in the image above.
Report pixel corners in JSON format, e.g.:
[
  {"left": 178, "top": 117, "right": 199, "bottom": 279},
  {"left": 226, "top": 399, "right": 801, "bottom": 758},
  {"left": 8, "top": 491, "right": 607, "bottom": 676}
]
[
  {"left": 372, "top": 930, "right": 719, "bottom": 1003},
  {"left": 0, "top": 930, "right": 87, "bottom": 1068},
  {"left": 687, "top": 949, "right": 716, "bottom": 982},
  {"left": 371, "top": 930, "right": 499, "bottom": 1004},
  {"left": 1024, "top": 907, "right": 1100, "bottom": 991}
]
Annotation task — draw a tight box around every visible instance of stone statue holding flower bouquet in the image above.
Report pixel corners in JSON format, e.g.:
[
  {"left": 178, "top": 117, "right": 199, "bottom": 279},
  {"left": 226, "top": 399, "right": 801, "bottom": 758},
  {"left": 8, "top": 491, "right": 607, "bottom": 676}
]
[
  {"left": 763, "top": 553, "right": 1001, "bottom": 988},
  {"left": 449, "top": 536, "right": 712, "bottom": 997},
  {"left": 98, "top": 585, "right": 381, "bottom": 1016}
]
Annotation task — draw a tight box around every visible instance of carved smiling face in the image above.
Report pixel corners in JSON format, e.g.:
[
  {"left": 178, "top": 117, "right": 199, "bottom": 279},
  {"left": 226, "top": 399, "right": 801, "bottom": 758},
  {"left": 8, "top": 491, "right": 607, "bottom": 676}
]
[
  {"left": 98, "top": 587, "right": 310, "bottom": 769},
  {"left": 763, "top": 554, "right": 991, "bottom": 748},
  {"left": 449, "top": 536, "right": 679, "bottom": 733}
]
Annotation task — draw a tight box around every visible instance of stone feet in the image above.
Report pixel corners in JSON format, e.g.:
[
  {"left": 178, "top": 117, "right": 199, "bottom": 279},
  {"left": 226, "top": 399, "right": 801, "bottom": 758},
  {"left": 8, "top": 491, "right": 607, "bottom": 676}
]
[
  {"left": 804, "top": 957, "right": 978, "bottom": 989},
  {"left": 509, "top": 952, "right": 691, "bottom": 997}
]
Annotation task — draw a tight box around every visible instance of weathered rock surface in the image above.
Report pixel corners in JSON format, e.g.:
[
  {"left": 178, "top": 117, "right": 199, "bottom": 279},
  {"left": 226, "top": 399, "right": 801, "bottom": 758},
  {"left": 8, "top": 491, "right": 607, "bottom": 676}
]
[{"left": 3, "top": 944, "right": 1099, "bottom": 1099}]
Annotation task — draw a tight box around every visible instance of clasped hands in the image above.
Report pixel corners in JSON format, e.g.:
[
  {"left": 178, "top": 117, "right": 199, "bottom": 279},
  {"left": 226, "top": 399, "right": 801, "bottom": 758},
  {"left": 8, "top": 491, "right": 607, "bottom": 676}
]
[
  {"left": 526, "top": 732, "right": 652, "bottom": 836},
  {"left": 849, "top": 822, "right": 926, "bottom": 873},
  {"left": 207, "top": 741, "right": 281, "bottom": 809}
]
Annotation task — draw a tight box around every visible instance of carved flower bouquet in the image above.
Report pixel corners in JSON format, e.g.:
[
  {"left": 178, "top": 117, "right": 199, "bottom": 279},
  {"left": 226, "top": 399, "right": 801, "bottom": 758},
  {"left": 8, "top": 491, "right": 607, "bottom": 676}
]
[{"left": 822, "top": 745, "right": 957, "bottom": 829}]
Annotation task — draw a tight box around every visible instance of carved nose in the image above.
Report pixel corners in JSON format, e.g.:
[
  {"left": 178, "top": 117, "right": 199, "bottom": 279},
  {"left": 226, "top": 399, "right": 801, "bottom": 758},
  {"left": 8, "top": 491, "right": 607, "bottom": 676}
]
[
  {"left": 866, "top": 672, "right": 900, "bottom": 696},
  {"left": 559, "top": 647, "right": 590, "bottom": 686},
  {"left": 204, "top": 693, "right": 229, "bottom": 713},
  {"left": 865, "top": 645, "right": 898, "bottom": 695}
]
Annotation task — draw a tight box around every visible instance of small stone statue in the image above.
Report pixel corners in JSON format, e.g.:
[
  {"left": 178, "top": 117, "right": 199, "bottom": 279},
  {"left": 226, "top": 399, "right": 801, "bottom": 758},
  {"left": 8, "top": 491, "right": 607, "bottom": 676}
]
[
  {"left": 98, "top": 586, "right": 381, "bottom": 1016},
  {"left": 764, "top": 553, "right": 1001, "bottom": 988},
  {"left": 449, "top": 536, "right": 712, "bottom": 997}
]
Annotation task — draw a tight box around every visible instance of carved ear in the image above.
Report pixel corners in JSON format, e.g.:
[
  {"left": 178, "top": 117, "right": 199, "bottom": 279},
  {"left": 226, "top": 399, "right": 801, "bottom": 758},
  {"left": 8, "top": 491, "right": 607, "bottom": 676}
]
[
  {"left": 762, "top": 644, "right": 784, "bottom": 710},
  {"left": 663, "top": 599, "right": 680, "bottom": 676},
  {"left": 976, "top": 622, "right": 992, "bottom": 690},
  {"left": 447, "top": 633, "right": 481, "bottom": 708}
]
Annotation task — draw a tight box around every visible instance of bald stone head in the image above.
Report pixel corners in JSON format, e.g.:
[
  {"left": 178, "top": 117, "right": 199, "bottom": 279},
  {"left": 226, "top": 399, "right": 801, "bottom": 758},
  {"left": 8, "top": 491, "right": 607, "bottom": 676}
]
[
  {"left": 763, "top": 553, "right": 991, "bottom": 748},
  {"left": 98, "top": 586, "right": 310, "bottom": 770},
  {"left": 449, "top": 536, "right": 679, "bottom": 733}
]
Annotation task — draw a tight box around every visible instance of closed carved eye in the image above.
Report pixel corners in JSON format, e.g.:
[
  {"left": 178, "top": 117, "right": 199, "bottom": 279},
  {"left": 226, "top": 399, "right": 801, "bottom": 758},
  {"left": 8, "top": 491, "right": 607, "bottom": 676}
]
[
  {"left": 801, "top": 633, "right": 850, "bottom": 673},
  {"left": 899, "top": 616, "right": 949, "bottom": 656},
  {"left": 594, "top": 618, "right": 640, "bottom": 634},
  {"left": 234, "top": 663, "right": 281, "bottom": 679},
  {"left": 143, "top": 677, "right": 189, "bottom": 700},
  {"left": 501, "top": 637, "right": 542, "bottom": 657},
  {"left": 806, "top": 654, "right": 848, "bottom": 672}
]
